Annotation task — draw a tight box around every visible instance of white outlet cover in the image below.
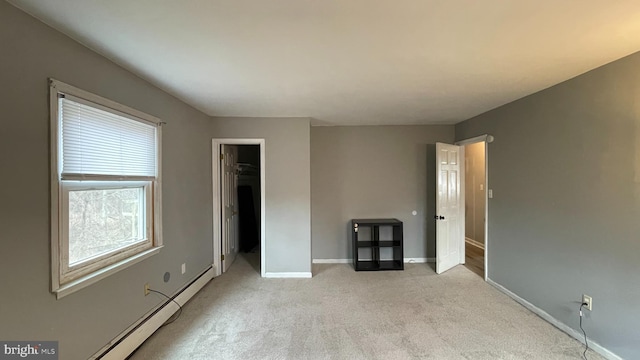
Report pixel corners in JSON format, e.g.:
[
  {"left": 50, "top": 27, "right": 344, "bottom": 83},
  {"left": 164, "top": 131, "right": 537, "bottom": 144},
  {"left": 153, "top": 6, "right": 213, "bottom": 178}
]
[
  {"left": 583, "top": 294, "right": 593, "bottom": 311},
  {"left": 181, "top": 263, "right": 186, "bottom": 274}
]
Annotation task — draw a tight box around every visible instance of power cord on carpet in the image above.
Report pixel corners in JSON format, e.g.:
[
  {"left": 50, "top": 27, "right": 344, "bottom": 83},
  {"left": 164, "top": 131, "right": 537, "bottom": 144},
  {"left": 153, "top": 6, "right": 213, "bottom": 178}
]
[
  {"left": 148, "top": 289, "right": 183, "bottom": 327},
  {"left": 579, "top": 302, "right": 589, "bottom": 360}
]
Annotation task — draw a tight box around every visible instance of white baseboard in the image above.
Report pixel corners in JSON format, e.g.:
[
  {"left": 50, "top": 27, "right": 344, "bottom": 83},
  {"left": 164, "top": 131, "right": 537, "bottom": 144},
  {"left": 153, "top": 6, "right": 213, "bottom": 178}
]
[
  {"left": 312, "top": 259, "right": 351, "bottom": 264},
  {"left": 404, "top": 258, "right": 435, "bottom": 263},
  {"left": 465, "top": 237, "right": 485, "bottom": 250},
  {"left": 91, "top": 266, "right": 215, "bottom": 360},
  {"left": 264, "top": 272, "right": 312, "bottom": 278},
  {"left": 312, "top": 258, "right": 435, "bottom": 264},
  {"left": 487, "top": 279, "right": 622, "bottom": 360}
]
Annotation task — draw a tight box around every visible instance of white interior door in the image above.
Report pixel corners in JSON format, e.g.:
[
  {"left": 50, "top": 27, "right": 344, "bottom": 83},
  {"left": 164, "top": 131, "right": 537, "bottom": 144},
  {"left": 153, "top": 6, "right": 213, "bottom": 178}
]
[
  {"left": 221, "top": 144, "right": 239, "bottom": 272},
  {"left": 436, "top": 142, "right": 465, "bottom": 274}
]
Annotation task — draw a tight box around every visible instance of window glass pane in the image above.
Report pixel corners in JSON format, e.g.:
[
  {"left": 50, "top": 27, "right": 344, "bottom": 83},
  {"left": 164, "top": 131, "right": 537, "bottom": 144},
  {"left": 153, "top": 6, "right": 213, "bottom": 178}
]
[{"left": 68, "top": 187, "right": 146, "bottom": 265}]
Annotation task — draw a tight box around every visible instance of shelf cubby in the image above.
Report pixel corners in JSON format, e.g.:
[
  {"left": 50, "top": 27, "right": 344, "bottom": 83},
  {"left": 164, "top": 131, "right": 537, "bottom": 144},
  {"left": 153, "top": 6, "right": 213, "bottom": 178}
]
[{"left": 352, "top": 218, "right": 403, "bottom": 271}]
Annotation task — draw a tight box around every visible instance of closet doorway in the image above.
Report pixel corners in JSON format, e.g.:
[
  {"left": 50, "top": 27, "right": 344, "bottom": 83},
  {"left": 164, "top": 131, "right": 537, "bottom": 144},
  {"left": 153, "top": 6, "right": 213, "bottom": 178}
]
[{"left": 212, "top": 139, "right": 265, "bottom": 277}]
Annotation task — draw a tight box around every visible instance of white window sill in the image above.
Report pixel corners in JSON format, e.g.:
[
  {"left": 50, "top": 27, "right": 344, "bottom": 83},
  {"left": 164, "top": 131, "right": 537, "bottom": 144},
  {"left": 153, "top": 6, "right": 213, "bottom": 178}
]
[{"left": 54, "top": 246, "right": 163, "bottom": 299}]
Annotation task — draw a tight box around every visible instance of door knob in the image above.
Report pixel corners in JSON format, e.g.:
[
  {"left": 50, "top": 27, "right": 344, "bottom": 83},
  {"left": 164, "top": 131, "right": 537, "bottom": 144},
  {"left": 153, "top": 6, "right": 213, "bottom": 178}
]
[{"left": 434, "top": 215, "right": 445, "bottom": 220}]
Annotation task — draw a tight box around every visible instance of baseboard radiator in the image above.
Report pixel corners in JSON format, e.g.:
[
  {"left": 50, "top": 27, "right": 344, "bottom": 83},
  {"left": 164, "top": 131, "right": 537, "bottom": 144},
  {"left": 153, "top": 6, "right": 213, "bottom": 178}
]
[{"left": 91, "top": 266, "right": 215, "bottom": 360}]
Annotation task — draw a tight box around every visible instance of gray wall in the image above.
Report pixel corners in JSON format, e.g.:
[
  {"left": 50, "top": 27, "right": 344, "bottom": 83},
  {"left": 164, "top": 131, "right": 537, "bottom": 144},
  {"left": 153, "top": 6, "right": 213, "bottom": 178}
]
[
  {"left": 311, "top": 125, "right": 454, "bottom": 260},
  {"left": 456, "top": 51, "right": 640, "bottom": 359},
  {"left": 0, "top": 2, "right": 214, "bottom": 358},
  {"left": 211, "top": 117, "right": 312, "bottom": 274},
  {"left": 464, "top": 141, "right": 485, "bottom": 245}
]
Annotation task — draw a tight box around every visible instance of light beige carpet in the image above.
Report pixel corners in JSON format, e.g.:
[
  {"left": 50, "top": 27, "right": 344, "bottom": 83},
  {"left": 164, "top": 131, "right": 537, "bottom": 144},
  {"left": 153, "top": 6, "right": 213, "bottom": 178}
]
[{"left": 129, "top": 254, "right": 601, "bottom": 360}]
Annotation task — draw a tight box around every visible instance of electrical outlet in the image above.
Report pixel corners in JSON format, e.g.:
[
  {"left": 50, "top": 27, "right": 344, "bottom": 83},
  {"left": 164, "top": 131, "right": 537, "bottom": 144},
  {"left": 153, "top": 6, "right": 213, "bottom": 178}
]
[
  {"left": 582, "top": 294, "right": 592, "bottom": 311},
  {"left": 181, "top": 263, "right": 186, "bottom": 274},
  {"left": 144, "top": 283, "right": 150, "bottom": 296}
]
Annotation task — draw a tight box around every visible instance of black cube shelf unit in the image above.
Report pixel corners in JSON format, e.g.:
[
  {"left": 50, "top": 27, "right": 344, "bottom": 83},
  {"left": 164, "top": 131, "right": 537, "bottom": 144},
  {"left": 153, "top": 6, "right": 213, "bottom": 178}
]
[{"left": 352, "top": 218, "right": 403, "bottom": 271}]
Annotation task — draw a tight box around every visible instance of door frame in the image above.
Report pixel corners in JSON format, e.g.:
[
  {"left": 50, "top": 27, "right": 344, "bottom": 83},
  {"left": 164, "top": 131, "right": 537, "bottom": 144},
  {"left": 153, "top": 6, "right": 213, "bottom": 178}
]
[
  {"left": 212, "top": 138, "right": 266, "bottom": 277},
  {"left": 455, "top": 134, "right": 492, "bottom": 281}
]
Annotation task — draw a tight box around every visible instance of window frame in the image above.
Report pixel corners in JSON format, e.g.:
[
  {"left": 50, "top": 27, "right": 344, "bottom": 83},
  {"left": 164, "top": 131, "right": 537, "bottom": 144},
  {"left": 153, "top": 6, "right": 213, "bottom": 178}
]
[{"left": 50, "top": 79, "right": 163, "bottom": 299}]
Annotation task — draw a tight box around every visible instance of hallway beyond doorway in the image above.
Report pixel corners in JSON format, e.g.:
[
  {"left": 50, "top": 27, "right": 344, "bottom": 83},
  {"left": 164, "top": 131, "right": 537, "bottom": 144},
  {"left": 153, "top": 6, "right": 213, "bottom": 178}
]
[{"left": 464, "top": 241, "right": 484, "bottom": 277}]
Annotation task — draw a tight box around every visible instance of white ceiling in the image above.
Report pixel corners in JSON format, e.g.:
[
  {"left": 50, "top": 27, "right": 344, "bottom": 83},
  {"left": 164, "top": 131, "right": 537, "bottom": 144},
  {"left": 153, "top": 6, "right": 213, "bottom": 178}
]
[{"left": 8, "top": 1, "right": 640, "bottom": 125}]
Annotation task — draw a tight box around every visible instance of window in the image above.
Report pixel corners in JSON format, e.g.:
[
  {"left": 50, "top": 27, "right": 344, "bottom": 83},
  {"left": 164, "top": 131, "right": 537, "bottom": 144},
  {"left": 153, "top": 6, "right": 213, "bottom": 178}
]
[{"left": 50, "top": 79, "right": 162, "bottom": 298}]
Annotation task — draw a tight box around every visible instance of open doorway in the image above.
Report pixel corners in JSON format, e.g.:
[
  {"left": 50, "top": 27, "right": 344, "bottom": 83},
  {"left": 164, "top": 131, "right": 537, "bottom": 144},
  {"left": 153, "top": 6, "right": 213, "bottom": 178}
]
[
  {"left": 463, "top": 141, "right": 486, "bottom": 278},
  {"left": 455, "top": 134, "right": 491, "bottom": 280},
  {"left": 212, "top": 139, "right": 265, "bottom": 277},
  {"left": 236, "top": 145, "right": 261, "bottom": 273},
  {"left": 433, "top": 136, "right": 490, "bottom": 279}
]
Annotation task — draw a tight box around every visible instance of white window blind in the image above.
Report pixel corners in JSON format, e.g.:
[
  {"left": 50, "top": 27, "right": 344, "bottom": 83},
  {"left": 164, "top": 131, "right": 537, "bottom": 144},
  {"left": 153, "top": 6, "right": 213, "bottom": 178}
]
[{"left": 59, "top": 95, "right": 158, "bottom": 180}]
